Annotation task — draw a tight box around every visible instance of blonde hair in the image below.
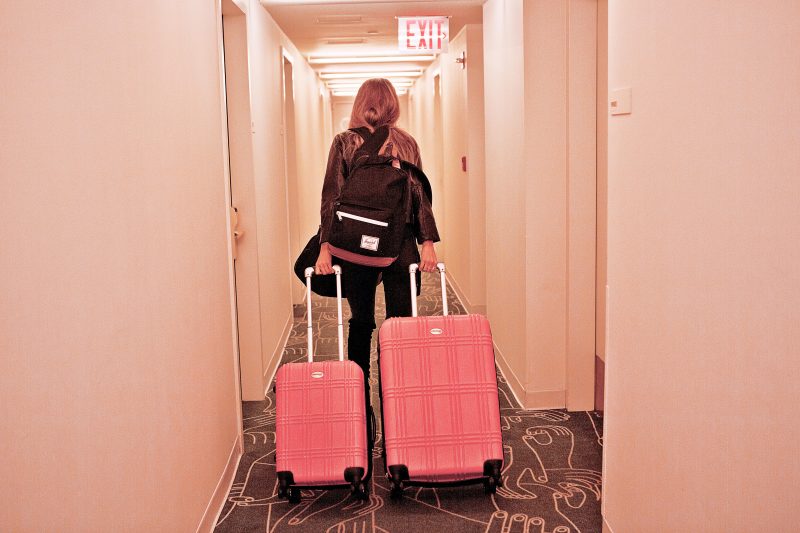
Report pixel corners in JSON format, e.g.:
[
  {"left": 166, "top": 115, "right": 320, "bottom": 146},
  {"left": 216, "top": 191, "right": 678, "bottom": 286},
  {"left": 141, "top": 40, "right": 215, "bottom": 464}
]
[{"left": 349, "top": 78, "right": 400, "bottom": 130}]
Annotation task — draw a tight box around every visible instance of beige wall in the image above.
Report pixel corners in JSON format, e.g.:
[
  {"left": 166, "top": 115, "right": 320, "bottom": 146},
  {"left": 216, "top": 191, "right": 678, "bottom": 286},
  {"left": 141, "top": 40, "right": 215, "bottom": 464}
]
[
  {"left": 483, "top": 0, "right": 596, "bottom": 410},
  {"left": 483, "top": 0, "right": 528, "bottom": 406},
  {"left": 288, "top": 49, "right": 333, "bottom": 279},
  {"left": 0, "top": 1, "right": 241, "bottom": 531},
  {"left": 408, "top": 59, "right": 447, "bottom": 262},
  {"left": 332, "top": 97, "right": 354, "bottom": 133},
  {"left": 603, "top": 1, "right": 800, "bottom": 531},
  {"left": 238, "top": 2, "right": 332, "bottom": 398},
  {"left": 408, "top": 25, "right": 486, "bottom": 313}
]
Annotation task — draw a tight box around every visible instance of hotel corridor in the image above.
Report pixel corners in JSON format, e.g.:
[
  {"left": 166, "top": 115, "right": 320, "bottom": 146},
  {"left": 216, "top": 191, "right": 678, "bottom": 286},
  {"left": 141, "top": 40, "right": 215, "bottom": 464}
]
[{"left": 3, "top": 1, "right": 799, "bottom": 532}]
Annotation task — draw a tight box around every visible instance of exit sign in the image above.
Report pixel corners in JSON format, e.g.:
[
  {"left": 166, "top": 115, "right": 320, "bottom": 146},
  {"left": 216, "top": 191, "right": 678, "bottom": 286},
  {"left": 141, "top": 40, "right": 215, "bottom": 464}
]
[{"left": 398, "top": 17, "right": 449, "bottom": 53}]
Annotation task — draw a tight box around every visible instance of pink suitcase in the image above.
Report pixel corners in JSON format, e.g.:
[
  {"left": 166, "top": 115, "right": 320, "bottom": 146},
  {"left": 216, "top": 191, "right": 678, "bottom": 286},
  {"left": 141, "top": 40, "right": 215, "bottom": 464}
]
[
  {"left": 378, "top": 263, "right": 503, "bottom": 497},
  {"left": 275, "top": 266, "right": 372, "bottom": 503}
]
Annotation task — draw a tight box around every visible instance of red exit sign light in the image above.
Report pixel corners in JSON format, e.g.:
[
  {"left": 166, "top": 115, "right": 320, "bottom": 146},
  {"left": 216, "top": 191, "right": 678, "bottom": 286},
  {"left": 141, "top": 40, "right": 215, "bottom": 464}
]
[{"left": 398, "top": 16, "right": 449, "bottom": 53}]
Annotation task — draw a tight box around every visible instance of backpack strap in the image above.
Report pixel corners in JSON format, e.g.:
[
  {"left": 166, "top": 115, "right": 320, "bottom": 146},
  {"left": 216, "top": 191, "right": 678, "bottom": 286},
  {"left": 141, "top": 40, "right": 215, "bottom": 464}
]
[
  {"left": 400, "top": 160, "right": 433, "bottom": 204},
  {"left": 350, "top": 126, "right": 390, "bottom": 156}
]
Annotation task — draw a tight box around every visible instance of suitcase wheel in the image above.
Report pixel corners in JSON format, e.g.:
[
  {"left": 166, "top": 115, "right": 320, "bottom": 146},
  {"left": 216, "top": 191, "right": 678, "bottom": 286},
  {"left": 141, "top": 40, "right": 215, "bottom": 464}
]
[
  {"left": 352, "top": 481, "right": 369, "bottom": 501},
  {"left": 482, "top": 459, "right": 503, "bottom": 494},
  {"left": 288, "top": 487, "right": 301, "bottom": 504},
  {"left": 345, "top": 467, "right": 367, "bottom": 500},
  {"left": 390, "top": 480, "right": 403, "bottom": 500},
  {"left": 387, "top": 464, "right": 408, "bottom": 500},
  {"left": 276, "top": 471, "right": 294, "bottom": 500}
]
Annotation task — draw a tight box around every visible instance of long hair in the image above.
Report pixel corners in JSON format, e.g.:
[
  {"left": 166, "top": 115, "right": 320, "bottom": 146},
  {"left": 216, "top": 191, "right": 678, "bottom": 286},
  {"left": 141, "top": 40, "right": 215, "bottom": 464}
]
[{"left": 349, "top": 78, "right": 400, "bottom": 130}]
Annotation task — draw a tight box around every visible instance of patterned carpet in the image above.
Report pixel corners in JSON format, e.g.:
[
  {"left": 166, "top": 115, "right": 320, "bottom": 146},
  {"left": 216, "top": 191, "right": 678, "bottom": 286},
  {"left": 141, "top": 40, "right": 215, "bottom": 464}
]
[{"left": 215, "top": 274, "right": 603, "bottom": 533}]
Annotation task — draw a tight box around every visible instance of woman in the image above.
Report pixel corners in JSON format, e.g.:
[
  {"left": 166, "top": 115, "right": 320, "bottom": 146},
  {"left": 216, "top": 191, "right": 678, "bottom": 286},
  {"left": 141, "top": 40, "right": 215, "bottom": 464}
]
[{"left": 315, "top": 78, "right": 440, "bottom": 403}]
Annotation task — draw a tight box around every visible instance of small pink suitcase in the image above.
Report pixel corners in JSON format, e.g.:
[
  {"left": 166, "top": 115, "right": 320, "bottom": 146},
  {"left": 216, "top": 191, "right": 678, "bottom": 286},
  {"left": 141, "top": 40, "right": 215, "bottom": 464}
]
[
  {"left": 275, "top": 266, "right": 372, "bottom": 503},
  {"left": 378, "top": 263, "right": 503, "bottom": 497}
]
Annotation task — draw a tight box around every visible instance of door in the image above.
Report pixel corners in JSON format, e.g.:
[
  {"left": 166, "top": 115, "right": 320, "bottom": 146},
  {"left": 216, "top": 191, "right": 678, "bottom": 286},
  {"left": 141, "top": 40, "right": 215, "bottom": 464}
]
[
  {"left": 222, "top": 2, "right": 266, "bottom": 401},
  {"left": 282, "top": 51, "right": 303, "bottom": 304}
]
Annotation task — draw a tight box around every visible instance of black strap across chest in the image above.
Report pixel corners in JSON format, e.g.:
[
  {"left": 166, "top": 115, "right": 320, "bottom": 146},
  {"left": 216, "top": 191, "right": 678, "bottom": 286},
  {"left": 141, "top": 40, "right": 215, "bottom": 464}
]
[{"left": 350, "top": 126, "right": 390, "bottom": 156}]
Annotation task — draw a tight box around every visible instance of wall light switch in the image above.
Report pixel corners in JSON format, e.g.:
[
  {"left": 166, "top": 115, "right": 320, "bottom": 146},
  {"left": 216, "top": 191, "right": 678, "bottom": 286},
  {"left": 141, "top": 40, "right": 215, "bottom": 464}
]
[{"left": 610, "top": 88, "right": 632, "bottom": 115}]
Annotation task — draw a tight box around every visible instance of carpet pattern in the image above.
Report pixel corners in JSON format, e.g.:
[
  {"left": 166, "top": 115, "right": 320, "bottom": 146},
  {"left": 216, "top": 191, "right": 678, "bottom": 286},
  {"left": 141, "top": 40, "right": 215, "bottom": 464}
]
[{"left": 215, "top": 274, "right": 603, "bottom": 533}]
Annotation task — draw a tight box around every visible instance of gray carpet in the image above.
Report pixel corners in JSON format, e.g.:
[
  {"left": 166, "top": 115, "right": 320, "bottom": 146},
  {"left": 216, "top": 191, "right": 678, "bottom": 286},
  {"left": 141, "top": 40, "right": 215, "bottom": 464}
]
[{"left": 215, "top": 274, "right": 603, "bottom": 533}]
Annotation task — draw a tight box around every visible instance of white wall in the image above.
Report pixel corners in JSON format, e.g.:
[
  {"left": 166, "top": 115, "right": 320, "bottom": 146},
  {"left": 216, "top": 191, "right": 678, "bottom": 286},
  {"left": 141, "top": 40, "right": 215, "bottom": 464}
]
[
  {"left": 483, "top": 0, "right": 528, "bottom": 406},
  {"left": 238, "top": 2, "right": 332, "bottom": 397},
  {"left": 288, "top": 49, "right": 333, "bottom": 271},
  {"left": 603, "top": 1, "right": 800, "bottom": 531},
  {"left": 408, "top": 26, "right": 487, "bottom": 307},
  {"left": 438, "top": 25, "right": 487, "bottom": 313},
  {"left": 482, "top": 0, "right": 596, "bottom": 410},
  {"left": 0, "top": 1, "right": 240, "bottom": 531},
  {"left": 408, "top": 59, "right": 446, "bottom": 259}
]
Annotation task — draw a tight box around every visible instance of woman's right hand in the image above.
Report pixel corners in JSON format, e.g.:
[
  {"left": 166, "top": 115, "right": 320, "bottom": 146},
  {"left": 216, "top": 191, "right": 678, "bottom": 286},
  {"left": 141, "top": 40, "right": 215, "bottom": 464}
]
[{"left": 315, "top": 242, "right": 334, "bottom": 275}]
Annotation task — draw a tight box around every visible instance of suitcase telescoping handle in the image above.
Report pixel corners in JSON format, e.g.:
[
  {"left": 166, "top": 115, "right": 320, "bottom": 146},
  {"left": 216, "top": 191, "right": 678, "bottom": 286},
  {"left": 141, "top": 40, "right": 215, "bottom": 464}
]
[
  {"left": 304, "top": 266, "right": 345, "bottom": 363},
  {"left": 408, "top": 262, "right": 448, "bottom": 318}
]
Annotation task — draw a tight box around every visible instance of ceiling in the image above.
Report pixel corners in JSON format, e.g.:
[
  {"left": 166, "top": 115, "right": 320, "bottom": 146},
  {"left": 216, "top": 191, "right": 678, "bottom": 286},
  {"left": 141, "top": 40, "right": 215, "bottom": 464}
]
[{"left": 260, "top": 0, "right": 483, "bottom": 95}]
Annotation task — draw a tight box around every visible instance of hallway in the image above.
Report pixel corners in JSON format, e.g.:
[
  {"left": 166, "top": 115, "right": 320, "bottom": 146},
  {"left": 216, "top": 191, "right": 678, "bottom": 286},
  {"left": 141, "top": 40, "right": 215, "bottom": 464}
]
[{"left": 3, "top": 1, "right": 799, "bottom": 532}]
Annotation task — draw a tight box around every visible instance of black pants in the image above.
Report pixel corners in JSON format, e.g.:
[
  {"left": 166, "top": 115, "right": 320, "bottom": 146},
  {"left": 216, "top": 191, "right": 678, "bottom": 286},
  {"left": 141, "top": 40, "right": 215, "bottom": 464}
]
[
  {"left": 343, "top": 263, "right": 413, "bottom": 380},
  {"left": 341, "top": 235, "right": 420, "bottom": 399}
]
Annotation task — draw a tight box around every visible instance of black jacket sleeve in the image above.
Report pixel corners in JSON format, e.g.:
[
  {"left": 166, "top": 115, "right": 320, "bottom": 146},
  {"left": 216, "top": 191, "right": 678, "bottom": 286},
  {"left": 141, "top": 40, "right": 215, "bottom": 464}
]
[
  {"left": 319, "top": 134, "right": 346, "bottom": 243},
  {"left": 410, "top": 173, "right": 440, "bottom": 244}
]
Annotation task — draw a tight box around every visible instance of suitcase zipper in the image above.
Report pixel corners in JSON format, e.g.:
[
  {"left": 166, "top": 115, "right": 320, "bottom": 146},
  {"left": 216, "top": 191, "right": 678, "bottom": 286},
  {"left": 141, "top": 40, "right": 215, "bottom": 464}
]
[{"left": 336, "top": 210, "right": 388, "bottom": 227}]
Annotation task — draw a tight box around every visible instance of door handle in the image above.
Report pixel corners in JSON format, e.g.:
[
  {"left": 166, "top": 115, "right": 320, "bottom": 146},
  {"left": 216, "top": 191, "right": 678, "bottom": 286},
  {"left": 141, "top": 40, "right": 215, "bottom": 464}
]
[{"left": 230, "top": 206, "right": 242, "bottom": 260}]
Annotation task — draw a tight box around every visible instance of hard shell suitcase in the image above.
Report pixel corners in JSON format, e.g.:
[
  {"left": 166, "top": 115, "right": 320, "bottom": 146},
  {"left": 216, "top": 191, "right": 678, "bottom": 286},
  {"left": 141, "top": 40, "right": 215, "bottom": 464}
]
[
  {"left": 275, "top": 266, "right": 373, "bottom": 503},
  {"left": 378, "top": 263, "right": 503, "bottom": 497}
]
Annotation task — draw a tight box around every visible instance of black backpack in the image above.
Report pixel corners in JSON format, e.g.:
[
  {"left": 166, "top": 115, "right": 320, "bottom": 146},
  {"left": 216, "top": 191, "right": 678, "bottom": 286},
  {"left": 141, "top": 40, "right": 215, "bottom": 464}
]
[{"left": 327, "top": 126, "right": 410, "bottom": 267}]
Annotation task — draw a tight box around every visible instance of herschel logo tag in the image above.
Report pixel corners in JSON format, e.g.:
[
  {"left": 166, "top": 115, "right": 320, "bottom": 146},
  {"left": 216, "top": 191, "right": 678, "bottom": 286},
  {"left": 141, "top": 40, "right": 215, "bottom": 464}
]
[
  {"left": 430, "top": 328, "right": 443, "bottom": 335},
  {"left": 360, "top": 235, "right": 379, "bottom": 251},
  {"left": 311, "top": 371, "right": 324, "bottom": 379}
]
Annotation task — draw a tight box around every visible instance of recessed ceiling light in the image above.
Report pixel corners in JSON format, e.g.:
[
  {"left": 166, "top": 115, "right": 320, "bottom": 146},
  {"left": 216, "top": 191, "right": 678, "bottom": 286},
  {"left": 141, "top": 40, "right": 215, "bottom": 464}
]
[
  {"left": 309, "top": 55, "right": 436, "bottom": 65},
  {"left": 324, "top": 38, "right": 366, "bottom": 45},
  {"left": 316, "top": 15, "right": 362, "bottom": 25},
  {"left": 320, "top": 70, "right": 422, "bottom": 79},
  {"left": 326, "top": 78, "right": 414, "bottom": 86},
  {"left": 326, "top": 81, "right": 413, "bottom": 90}
]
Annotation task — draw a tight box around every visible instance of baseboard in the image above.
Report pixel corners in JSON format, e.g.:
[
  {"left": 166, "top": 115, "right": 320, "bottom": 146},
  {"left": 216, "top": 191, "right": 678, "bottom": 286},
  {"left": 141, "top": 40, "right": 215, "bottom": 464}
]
[
  {"left": 492, "top": 341, "right": 527, "bottom": 409},
  {"left": 493, "top": 340, "right": 567, "bottom": 409},
  {"left": 603, "top": 517, "right": 615, "bottom": 533},
  {"left": 263, "top": 312, "right": 293, "bottom": 397},
  {"left": 526, "top": 389, "right": 566, "bottom": 409},
  {"left": 444, "top": 271, "right": 486, "bottom": 315},
  {"left": 197, "top": 435, "right": 243, "bottom": 533}
]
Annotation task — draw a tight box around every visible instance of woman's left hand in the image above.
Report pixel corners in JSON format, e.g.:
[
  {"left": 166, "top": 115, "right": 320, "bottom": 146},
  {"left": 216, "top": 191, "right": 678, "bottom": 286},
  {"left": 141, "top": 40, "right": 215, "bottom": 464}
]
[{"left": 419, "top": 241, "right": 438, "bottom": 273}]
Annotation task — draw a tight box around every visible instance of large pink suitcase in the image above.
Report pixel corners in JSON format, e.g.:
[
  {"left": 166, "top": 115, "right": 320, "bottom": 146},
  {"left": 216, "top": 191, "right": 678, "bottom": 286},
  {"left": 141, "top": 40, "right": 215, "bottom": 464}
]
[
  {"left": 275, "top": 266, "right": 371, "bottom": 503},
  {"left": 378, "top": 263, "right": 503, "bottom": 497}
]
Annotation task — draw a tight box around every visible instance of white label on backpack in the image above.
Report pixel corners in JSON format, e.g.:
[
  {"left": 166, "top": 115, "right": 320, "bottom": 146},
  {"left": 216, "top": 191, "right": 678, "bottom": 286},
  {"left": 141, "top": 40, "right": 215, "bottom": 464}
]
[
  {"left": 430, "top": 328, "right": 443, "bottom": 335},
  {"left": 311, "top": 371, "right": 324, "bottom": 379},
  {"left": 360, "top": 235, "right": 379, "bottom": 251}
]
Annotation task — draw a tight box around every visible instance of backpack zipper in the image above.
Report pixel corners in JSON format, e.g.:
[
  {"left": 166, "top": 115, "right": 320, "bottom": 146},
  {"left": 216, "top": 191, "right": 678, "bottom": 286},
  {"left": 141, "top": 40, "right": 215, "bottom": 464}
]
[{"left": 336, "top": 210, "right": 388, "bottom": 227}]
